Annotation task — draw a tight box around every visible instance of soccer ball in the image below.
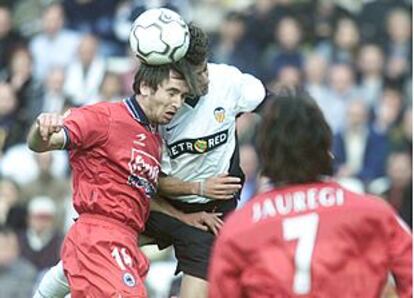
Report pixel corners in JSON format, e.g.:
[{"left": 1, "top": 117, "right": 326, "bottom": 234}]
[{"left": 129, "top": 8, "right": 190, "bottom": 65}]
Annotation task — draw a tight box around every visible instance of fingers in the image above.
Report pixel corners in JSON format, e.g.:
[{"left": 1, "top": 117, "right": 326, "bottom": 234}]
[
  {"left": 201, "top": 212, "right": 224, "bottom": 236},
  {"left": 37, "top": 113, "right": 64, "bottom": 141}
]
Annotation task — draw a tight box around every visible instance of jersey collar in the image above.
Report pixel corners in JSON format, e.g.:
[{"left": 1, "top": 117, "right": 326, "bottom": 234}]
[
  {"left": 185, "top": 96, "right": 200, "bottom": 108},
  {"left": 124, "top": 96, "right": 150, "bottom": 125}
]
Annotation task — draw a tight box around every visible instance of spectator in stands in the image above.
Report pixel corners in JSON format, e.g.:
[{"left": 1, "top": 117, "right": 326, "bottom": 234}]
[
  {"left": 384, "top": 8, "right": 412, "bottom": 84},
  {"left": 304, "top": 54, "right": 329, "bottom": 104},
  {"left": 382, "top": 151, "right": 412, "bottom": 228},
  {"left": 210, "top": 12, "right": 260, "bottom": 76},
  {"left": 62, "top": 0, "right": 124, "bottom": 56},
  {"left": 21, "top": 152, "right": 70, "bottom": 229},
  {"left": 266, "top": 16, "right": 303, "bottom": 81},
  {"left": 2, "top": 47, "right": 43, "bottom": 135},
  {"left": 333, "top": 99, "right": 389, "bottom": 185},
  {"left": 98, "top": 72, "right": 124, "bottom": 102},
  {"left": 317, "top": 17, "right": 360, "bottom": 65},
  {"left": 0, "top": 6, "right": 26, "bottom": 74},
  {"left": 0, "top": 83, "right": 18, "bottom": 152},
  {"left": 357, "top": 44, "right": 385, "bottom": 107},
  {"left": 373, "top": 87, "right": 404, "bottom": 134},
  {"left": 318, "top": 64, "right": 358, "bottom": 133},
  {"left": 29, "top": 3, "right": 80, "bottom": 80},
  {"left": 64, "top": 34, "right": 106, "bottom": 106},
  {"left": 18, "top": 196, "right": 63, "bottom": 272},
  {"left": 389, "top": 107, "right": 412, "bottom": 155},
  {"left": 41, "top": 67, "right": 72, "bottom": 114},
  {"left": 0, "top": 178, "right": 22, "bottom": 227},
  {"left": 0, "top": 226, "right": 37, "bottom": 298}
]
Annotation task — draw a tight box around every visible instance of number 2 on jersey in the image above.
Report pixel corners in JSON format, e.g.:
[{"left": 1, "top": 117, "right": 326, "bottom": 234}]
[{"left": 282, "top": 213, "right": 319, "bottom": 295}]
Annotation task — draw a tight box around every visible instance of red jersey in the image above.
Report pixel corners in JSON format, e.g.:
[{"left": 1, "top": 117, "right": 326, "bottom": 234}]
[
  {"left": 209, "top": 181, "right": 412, "bottom": 298},
  {"left": 63, "top": 97, "right": 162, "bottom": 232}
]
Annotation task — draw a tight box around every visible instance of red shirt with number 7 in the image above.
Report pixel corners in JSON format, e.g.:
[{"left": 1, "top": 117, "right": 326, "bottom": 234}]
[{"left": 209, "top": 181, "right": 412, "bottom": 298}]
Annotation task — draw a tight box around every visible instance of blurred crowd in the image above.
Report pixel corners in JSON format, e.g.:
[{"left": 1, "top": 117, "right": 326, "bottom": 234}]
[{"left": 0, "top": 0, "right": 411, "bottom": 297}]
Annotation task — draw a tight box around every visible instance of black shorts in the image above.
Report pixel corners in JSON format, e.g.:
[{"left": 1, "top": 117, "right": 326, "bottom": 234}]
[{"left": 143, "top": 198, "right": 237, "bottom": 280}]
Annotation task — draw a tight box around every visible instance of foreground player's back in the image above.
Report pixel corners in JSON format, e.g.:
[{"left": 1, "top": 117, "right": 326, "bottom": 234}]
[{"left": 209, "top": 181, "right": 412, "bottom": 298}]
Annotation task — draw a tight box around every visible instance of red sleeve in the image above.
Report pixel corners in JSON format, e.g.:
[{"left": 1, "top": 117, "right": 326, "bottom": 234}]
[
  {"left": 386, "top": 211, "right": 412, "bottom": 298},
  {"left": 63, "top": 104, "right": 111, "bottom": 150},
  {"left": 208, "top": 231, "right": 243, "bottom": 298}
]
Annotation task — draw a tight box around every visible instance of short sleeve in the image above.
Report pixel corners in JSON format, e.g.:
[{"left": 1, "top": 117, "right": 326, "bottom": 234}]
[
  {"left": 63, "top": 103, "right": 111, "bottom": 150},
  {"left": 224, "top": 65, "right": 266, "bottom": 114}
]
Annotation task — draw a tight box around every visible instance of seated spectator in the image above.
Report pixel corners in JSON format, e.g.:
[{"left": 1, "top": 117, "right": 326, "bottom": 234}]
[
  {"left": 378, "top": 152, "right": 412, "bottom": 228},
  {"left": 41, "top": 67, "right": 72, "bottom": 113},
  {"left": 2, "top": 46, "right": 43, "bottom": 134},
  {"left": 389, "top": 107, "right": 412, "bottom": 155},
  {"left": 62, "top": 0, "right": 124, "bottom": 56},
  {"left": 0, "top": 83, "right": 18, "bottom": 152},
  {"left": 384, "top": 8, "right": 412, "bottom": 85},
  {"left": 372, "top": 87, "right": 404, "bottom": 134},
  {"left": 0, "top": 225, "right": 37, "bottom": 298},
  {"left": 0, "top": 6, "right": 26, "bottom": 73},
  {"left": 18, "top": 196, "right": 64, "bottom": 272},
  {"left": 316, "top": 17, "right": 360, "bottom": 65},
  {"left": 333, "top": 99, "right": 389, "bottom": 185},
  {"left": 0, "top": 178, "right": 24, "bottom": 230},
  {"left": 29, "top": 3, "right": 80, "bottom": 80},
  {"left": 265, "top": 16, "right": 304, "bottom": 82},
  {"left": 357, "top": 44, "right": 385, "bottom": 107},
  {"left": 98, "top": 72, "right": 124, "bottom": 102},
  {"left": 64, "top": 34, "right": 106, "bottom": 106},
  {"left": 304, "top": 53, "right": 329, "bottom": 102},
  {"left": 317, "top": 64, "right": 359, "bottom": 133},
  {"left": 210, "top": 12, "right": 260, "bottom": 76}
]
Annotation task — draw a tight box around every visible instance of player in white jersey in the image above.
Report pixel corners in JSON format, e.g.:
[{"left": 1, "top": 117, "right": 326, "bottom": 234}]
[{"left": 144, "top": 23, "right": 268, "bottom": 298}]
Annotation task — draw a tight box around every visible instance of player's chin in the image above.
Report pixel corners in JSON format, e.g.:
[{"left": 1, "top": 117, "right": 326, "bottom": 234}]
[{"left": 161, "top": 112, "right": 175, "bottom": 124}]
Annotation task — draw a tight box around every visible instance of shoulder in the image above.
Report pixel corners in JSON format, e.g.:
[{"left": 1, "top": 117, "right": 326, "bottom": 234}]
[{"left": 208, "top": 63, "right": 242, "bottom": 78}]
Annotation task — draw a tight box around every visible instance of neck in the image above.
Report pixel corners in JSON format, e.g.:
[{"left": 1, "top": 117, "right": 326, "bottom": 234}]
[{"left": 135, "top": 95, "right": 155, "bottom": 124}]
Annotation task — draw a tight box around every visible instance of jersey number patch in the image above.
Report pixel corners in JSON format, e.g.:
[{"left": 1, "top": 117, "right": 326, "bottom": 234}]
[{"left": 282, "top": 213, "right": 319, "bottom": 295}]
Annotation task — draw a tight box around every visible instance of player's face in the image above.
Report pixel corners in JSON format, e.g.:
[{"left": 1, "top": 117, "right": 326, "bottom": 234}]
[
  {"left": 149, "top": 72, "right": 190, "bottom": 124},
  {"left": 193, "top": 61, "right": 209, "bottom": 96}
]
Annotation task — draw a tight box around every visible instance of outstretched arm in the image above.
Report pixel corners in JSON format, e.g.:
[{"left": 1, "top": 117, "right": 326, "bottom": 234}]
[
  {"left": 27, "top": 113, "right": 66, "bottom": 152},
  {"left": 158, "top": 173, "right": 241, "bottom": 200}
]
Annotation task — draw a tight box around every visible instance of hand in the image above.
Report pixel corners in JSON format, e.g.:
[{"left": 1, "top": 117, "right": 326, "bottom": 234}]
[
  {"left": 179, "top": 211, "right": 224, "bottom": 235},
  {"left": 202, "top": 173, "right": 242, "bottom": 200},
  {"left": 36, "top": 113, "right": 64, "bottom": 141}
]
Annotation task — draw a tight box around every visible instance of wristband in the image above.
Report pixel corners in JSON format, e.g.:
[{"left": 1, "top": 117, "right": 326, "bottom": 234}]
[{"left": 199, "top": 180, "right": 205, "bottom": 197}]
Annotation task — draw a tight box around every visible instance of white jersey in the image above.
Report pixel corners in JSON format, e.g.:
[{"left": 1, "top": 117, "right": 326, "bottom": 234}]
[{"left": 160, "top": 63, "right": 266, "bottom": 203}]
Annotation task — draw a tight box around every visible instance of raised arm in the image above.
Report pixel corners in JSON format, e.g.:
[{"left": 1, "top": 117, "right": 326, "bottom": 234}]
[
  {"left": 158, "top": 173, "right": 242, "bottom": 200},
  {"left": 27, "top": 113, "right": 66, "bottom": 152}
]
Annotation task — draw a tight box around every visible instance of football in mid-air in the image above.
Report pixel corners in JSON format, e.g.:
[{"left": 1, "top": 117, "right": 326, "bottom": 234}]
[{"left": 129, "top": 8, "right": 190, "bottom": 65}]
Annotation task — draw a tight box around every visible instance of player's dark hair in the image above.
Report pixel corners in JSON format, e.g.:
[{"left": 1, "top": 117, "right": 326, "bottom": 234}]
[
  {"left": 185, "top": 22, "right": 209, "bottom": 66},
  {"left": 258, "top": 86, "right": 333, "bottom": 185},
  {"left": 133, "top": 60, "right": 199, "bottom": 95}
]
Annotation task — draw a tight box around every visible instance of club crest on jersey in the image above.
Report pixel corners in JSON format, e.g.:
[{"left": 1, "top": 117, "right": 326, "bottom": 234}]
[
  {"left": 194, "top": 140, "right": 208, "bottom": 152},
  {"left": 214, "top": 107, "right": 225, "bottom": 123},
  {"left": 167, "top": 129, "right": 228, "bottom": 159},
  {"left": 123, "top": 272, "right": 136, "bottom": 287}
]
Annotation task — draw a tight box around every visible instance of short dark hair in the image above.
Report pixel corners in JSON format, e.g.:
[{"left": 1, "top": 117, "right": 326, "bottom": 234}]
[
  {"left": 258, "top": 86, "right": 333, "bottom": 185},
  {"left": 133, "top": 60, "right": 198, "bottom": 95},
  {"left": 185, "top": 22, "right": 209, "bottom": 66}
]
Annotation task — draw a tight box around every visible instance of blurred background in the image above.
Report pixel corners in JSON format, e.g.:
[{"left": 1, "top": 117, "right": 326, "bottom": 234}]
[{"left": 0, "top": 0, "right": 411, "bottom": 297}]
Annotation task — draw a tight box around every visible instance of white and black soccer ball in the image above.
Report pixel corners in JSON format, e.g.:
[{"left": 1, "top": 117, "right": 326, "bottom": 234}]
[{"left": 129, "top": 8, "right": 190, "bottom": 65}]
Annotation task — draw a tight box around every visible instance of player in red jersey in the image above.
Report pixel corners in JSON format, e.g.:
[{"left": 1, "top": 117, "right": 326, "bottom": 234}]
[
  {"left": 27, "top": 62, "right": 195, "bottom": 298},
  {"left": 209, "top": 87, "right": 412, "bottom": 298}
]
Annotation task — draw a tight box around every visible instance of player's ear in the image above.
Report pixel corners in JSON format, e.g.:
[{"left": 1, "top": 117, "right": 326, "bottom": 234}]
[{"left": 140, "top": 81, "right": 152, "bottom": 96}]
